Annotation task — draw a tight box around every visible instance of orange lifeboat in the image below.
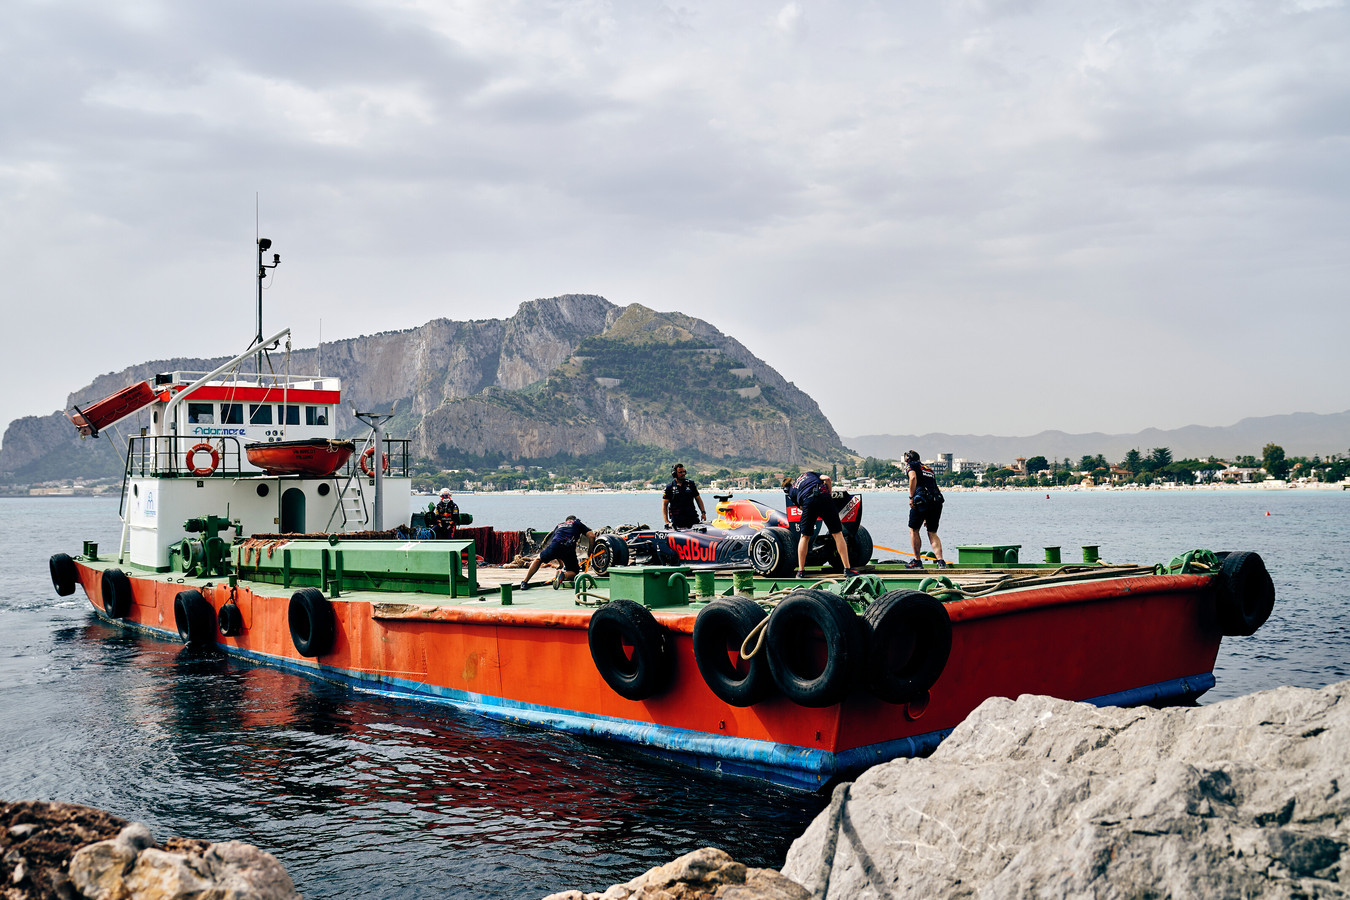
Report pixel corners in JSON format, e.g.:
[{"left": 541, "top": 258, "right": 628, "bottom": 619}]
[{"left": 244, "top": 439, "right": 355, "bottom": 477}]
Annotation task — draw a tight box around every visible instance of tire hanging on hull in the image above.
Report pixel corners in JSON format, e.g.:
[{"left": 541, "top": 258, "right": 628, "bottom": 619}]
[
  {"left": 764, "top": 589, "right": 866, "bottom": 708},
  {"left": 49, "top": 553, "right": 77, "bottom": 597},
  {"left": 173, "top": 589, "right": 218, "bottom": 648},
  {"left": 863, "top": 589, "right": 951, "bottom": 704},
  {"left": 1213, "top": 550, "right": 1275, "bottom": 636},
  {"left": 289, "top": 588, "right": 336, "bottom": 657},
  {"left": 588, "top": 599, "right": 674, "bottom": 701},
  {"left": 693, "top": 596, "right": 774, "bottom": 706},
  {"left": 100, "top": 569, "right": 132, "bottom": 619}
]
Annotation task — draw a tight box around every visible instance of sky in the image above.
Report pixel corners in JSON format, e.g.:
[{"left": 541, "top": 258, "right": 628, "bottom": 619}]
[{"left": 2, "top": 0, "right": 1348, "bottom": 447}]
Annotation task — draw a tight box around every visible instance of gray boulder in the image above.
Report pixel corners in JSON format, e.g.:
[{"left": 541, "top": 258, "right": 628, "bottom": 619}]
[{"left": 783, "top": 680, "right": 1349, "bottom": 899}]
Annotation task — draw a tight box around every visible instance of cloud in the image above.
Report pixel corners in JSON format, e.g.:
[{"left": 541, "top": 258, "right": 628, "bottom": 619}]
[{"left": 2, "top": 0, "right": 1348, "bottom": 449}]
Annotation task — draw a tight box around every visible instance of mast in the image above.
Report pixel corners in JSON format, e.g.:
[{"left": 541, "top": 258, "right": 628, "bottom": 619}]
[{"left": 256, "top": 237, "right": 280, "bottom": 374}]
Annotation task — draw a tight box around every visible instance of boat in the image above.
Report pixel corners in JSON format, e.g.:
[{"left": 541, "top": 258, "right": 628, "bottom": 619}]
[
  {"left": 245, "top": 438, "right": 356, "bottom": 477},
  {"left": 44, "top": 239, "right": 1279, "bottom": 792}
]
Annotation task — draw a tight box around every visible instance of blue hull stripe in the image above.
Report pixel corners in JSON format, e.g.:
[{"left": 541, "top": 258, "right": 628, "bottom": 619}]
[{"left": 98, "top": 612, "right": 1214, "bottom": 792}]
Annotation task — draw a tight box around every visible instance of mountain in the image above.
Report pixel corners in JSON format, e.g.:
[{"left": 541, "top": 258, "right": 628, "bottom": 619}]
[
  {"left": 0, "top": 295, "right": 851, "bottom": 482},
  {"left": 845, "top": 410, "right": 1350, "bottom": 465}
]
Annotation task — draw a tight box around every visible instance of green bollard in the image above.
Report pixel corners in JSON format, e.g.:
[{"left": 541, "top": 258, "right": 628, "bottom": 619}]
[
  {"left": 500, "top": 583, "right": 513, "bottom": 605},
  {"left": 695, "top": 570, "right": 716, "bottom": 599},
  {"left": 1082, "top": 545, "right": 1100, "bottom": 563},
  {"left": 1044, "top": 547, "right": 1061, "bottom": 564},
  {"left": 733, "top": 571, "right": 755, "bottom": 596}
]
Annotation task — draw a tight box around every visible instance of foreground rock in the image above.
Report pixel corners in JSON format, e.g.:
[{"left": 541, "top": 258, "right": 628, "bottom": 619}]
[
  {"left": 0, "top": 801, "right": 298, "bottom": 900},
  {"left": 783, "top": 680, "right": 1349, "bottom": 899},
  {"left": 541, "top": 847, "right": 809, "bottom": 900}
]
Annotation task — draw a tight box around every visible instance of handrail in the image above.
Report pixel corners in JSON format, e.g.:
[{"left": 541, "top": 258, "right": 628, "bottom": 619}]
[{"left": 163, "top": 328, "right": 291, "bottom": 432}]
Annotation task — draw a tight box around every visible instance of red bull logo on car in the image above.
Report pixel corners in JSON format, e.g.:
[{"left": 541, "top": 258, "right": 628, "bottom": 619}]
[{"left": 670, "top": 535, "right": 720, "bottom": 562}]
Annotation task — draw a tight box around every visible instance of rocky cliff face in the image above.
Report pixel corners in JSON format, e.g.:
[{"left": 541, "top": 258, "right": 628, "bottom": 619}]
[{"left": 0, "top": 295, "right": 848, "bottom": 480}]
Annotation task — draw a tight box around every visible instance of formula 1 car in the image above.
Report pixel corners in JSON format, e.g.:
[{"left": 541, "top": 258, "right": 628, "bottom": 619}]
[{"left": 589, "top": 491, "right": 874, "bottom": 577}]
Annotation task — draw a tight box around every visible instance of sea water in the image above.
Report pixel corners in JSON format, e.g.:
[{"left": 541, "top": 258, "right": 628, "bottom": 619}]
[{"left": 1, "top": 490, "right": 1346, "bottom": 898}]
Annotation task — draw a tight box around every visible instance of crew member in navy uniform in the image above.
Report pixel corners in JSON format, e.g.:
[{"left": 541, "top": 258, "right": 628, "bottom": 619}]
[
  {"left": 662, "top": 463, "right": 706, "bottom": 530},
  {"left": 519, "top": 515, "right": 597, "bottom": 589},
  {"left": 904, "top": 450, "right": 946, "bottom": 569},
  {"left": 788, "top": 471, "right": 857, "bottom": 579},
  {"left": 433, "top": 488, "right": 460, "bottom": 539}
]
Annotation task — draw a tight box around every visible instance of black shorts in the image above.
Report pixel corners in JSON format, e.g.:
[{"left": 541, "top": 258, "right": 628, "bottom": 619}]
[
  {"left": 799, "top": 491, "right": 842, "bottom": 535},
  {"left": 539, "top": 541, "right": 579, "bottom": 570},
  {"left": 909, "top": 502, "right": 942, "bottom": 532}
]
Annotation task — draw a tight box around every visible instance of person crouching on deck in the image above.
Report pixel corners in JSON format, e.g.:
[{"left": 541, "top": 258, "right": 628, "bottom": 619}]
[{"left": 519, "top": 516, "right": 597, "bottom": 590}]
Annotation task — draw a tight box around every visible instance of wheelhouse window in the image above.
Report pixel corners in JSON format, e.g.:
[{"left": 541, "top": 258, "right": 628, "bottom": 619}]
[
  {"left": 279, "top": 404, "right": 300, "bottom": 425},
  {"left": 249, "top": 404, "right": 273, "bottom": 425},
  {"left": 187, "top": 403, "right": 214, "bottom": 424},
  {"left": 220, "top": 403, "right": 244, "bottom": 425},
  {"left": 305, "top": 406, "right": 330, "bottom": 426}
]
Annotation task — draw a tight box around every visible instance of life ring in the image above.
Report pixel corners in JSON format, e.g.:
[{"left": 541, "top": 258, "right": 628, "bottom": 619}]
[
  {"left": 100, "top": 568, "right": 132, "bottom": 619},
  {"left": 693, "top": 596, "right": 774, "bottom": 706},
  {"left": 49, "top": 553, "right": 77, "bottom": 597},
  {"left": 173, "top": 589, "right": 218, "bottom": 648},
  {"left": 588, "top": 599, "right": 674, "bottom": 701},
  {"left": 359, "top": 447, "right": 390, "bottom": 477},
  {"left": 186, "top": 443, "right": 219, "bottom": 476},
  {"left": 288, "top": 588, "right": 336, "bottom": 657},
  {"left": 764, "top": 589, "right": 865, "bottom": 708},
  {"left": 863, "top": 590, "right": 952, "bottom": 704},
  {"left": 1213, "top": 550, "right": 1275, "bottom": 636}
]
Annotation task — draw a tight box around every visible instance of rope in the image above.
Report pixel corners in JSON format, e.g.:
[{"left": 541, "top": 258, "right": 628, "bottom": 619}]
[
  {"left": 813, "top": 781, "right": 852, "bottom": 900},
  {"left": 739, "top": 616, "right": 770, "bottom": 660}
]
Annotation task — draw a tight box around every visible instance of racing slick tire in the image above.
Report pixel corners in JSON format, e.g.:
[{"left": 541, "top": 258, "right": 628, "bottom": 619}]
[
  {"left": 588, "top": 599, "right": 674, "bottom": 701},
  {"left": 765, "top": 589, "right": 866, "bottom": 708},
  {"left": 173, "top": 589, "right": 218, "bottom": 649},
  {"left": 100, "top": 568, "right": 132, "bottom": 619},
  {"left": 863, "top": 590, "right": 952, "bottom": 704},
  {"left": 289, "top": 588, "right": 336, "bottom": 657},
  {"left": 1213, "top": 550, "right": 1275, "bottom": 637},
  {"left": 749, "top": 527, "right": 796, "bottom": 578},
  {"left": 693, "top": 596, "right": 774, "bottom": 706},
  {"left": 849, "top": 526, "right": 874, "bottom": 569},
  {"left": 50, "top": 553, "right": 77, "bottom": 597},
  {"left": 589, "top": 534, "right": 630, "bottom": 575}
]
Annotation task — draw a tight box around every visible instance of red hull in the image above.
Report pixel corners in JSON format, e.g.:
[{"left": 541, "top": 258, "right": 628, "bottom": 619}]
[
  {"left": 72, "top": 561, "right": 1222, "bottom": 789},
  {"left": 244, "top": 439, "right": 355, "bottom": 477}
]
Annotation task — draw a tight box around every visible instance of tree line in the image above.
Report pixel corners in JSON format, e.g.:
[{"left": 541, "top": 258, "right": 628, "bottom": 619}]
[{"left": 861, "top": 443, "right": 1350, "bottom": 488}]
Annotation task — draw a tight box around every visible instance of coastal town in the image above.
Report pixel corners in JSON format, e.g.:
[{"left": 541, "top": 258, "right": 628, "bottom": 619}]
[{"left": 15, "top": 442, "right": 1350, "bottom": 497}]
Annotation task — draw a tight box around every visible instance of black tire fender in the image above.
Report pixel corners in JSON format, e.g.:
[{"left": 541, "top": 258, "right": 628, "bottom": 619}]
[
  {"left": 749, "top": 526, "right": 795, "bottom": 577},
  {"left": 1213, "top": 550, "right": 1275, "bottom": 636},
  {"left": 863, "top": 590, "right": 952, "bottom": 703},
  {"left": 50, "top": 553, "right": 77, "bottom": 597},
  {"left": 173, "top": 589, "right": 217, "bottom": 648},
  {"left": 588, "top": 599, "right": 674, "bottom": 701},
  {"left": 765, "top": 589, "right": 866, "bottom": 708},
  {"left": 693, "top": 596, "right": 774, "bottom": 706},
  {"left": 218, "top": 602, "right": 244, "bottom": 638},
  {"left": 289, "top": 588, "right": 336, "bottom": 657},
  {"left": 100, "top": 568, "right": 132, "bottom": 619}
]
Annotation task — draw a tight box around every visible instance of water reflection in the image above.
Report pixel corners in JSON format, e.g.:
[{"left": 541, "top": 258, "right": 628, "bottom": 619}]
[{"left": 65, "top": 633, "right": 823, "bottom": 898}]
